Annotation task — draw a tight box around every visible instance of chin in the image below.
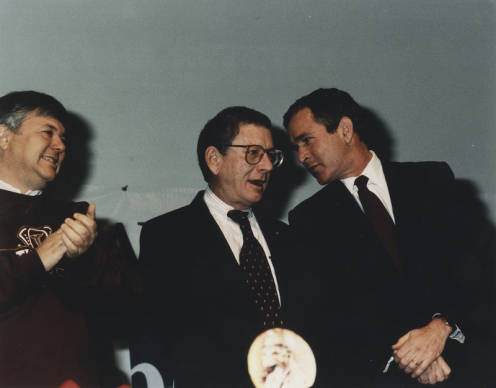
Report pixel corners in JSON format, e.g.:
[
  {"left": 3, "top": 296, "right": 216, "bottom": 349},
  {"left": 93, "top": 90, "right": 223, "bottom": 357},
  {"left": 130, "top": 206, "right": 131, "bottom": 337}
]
[
  {"left": 315, "top": 175, "right": 327, "bottom": 185},
  {"left": 247, "top": 193, "right": 263, "bottom": 205}
]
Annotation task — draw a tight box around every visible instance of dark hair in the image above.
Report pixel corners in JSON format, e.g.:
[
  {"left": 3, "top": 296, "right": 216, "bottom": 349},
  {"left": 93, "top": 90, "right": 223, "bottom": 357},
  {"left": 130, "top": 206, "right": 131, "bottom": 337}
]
[
  {"left": 0, "top": 91, "right": 67, "bottom": 133},
  {"left": 197, "top": 106, "right": 272, "bottom": 182},
  {"left": 283, "top": 88, "right": 365, "bottom": 138}
]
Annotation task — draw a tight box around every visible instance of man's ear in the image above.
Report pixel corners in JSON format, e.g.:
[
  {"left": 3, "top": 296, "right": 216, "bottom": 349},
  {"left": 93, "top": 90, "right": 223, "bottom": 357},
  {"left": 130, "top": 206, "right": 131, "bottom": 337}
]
[
  {"left": 205, "top": 145, "right": 223, "bottom": 176},
  {"left": 0, "top": 125, "right": 12, "bottom": 151},
  {"left": 338, "top": 116, "right": 355, "bottom": 144}
]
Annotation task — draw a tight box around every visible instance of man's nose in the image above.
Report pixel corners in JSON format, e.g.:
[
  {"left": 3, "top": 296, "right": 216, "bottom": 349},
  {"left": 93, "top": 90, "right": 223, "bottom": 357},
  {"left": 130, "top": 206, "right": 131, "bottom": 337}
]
[
  {"left": 51, "top": 134, "right": 66, "bottom": 152},
  {"left": 257, "top": 151, "right": 274, "bottom": 172},
  {"left": 297, "top": 146, "right": 308, "bottom": 164}
]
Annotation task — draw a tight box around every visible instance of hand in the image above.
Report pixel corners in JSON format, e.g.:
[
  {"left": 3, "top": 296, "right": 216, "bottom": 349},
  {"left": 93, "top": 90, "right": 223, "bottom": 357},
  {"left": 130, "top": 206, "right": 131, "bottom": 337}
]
[
  {"left": 61, "top": 203, "right": 97, "bottom": 258},
  {"left": 417, "top": 356, "right": 451, "bottom": 384},
  {"left": 36, "top": 229, "right": 66, "bottom": 271},
  {"left": 392, "top": 318, "right": 452, "bottom": 378}
]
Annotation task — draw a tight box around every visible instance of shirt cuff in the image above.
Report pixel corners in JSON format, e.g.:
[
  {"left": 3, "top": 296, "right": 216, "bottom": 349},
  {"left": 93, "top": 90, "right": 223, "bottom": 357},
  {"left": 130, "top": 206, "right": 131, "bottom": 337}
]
[{"left": 432, "top": 312, "right": 465, "bottom": 344}]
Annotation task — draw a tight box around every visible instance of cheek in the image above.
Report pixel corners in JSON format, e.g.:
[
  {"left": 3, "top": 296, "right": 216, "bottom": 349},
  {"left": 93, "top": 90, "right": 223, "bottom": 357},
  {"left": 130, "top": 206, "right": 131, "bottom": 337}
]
[
  {"left": 309, "top": 143, "right": 322, "bottom": 162},
  {"left": 242, "top": 165, "right": 256, "bottom": 179}
]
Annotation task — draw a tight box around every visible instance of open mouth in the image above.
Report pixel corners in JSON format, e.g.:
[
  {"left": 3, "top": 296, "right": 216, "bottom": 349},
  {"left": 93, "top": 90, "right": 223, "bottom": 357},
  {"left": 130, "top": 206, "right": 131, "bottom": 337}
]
[
  {"left": 249, "top": 179, "right": 266, "bottom": 188},
  {"left": 41, "top": 154, "right": 59, "bottom": 169}
]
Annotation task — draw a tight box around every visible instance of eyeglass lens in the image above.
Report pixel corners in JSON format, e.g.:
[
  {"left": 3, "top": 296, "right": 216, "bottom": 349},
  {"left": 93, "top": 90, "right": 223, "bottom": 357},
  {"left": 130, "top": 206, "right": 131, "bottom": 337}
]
[{"left": 245, "top": 145, "right": 282, "bottom": 167}]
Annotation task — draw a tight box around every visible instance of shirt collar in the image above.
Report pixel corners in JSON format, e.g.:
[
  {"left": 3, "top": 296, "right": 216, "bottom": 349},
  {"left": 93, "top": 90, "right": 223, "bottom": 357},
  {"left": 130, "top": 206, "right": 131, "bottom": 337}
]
[
  {"left": 204, "top": 186, "right": 253, "bottom": 217},
  {"left": 0, "top": 180, "right": 42, "bottom": 196},
  {"left": 340, "top": 150, "right": 387, "bottom": 192}
]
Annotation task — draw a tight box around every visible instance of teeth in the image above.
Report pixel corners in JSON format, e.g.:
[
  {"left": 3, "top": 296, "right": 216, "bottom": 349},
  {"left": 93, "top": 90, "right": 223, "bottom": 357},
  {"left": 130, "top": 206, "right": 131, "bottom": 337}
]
[{"left": 42, "top": 155, "right": 57, "bottom": 164}]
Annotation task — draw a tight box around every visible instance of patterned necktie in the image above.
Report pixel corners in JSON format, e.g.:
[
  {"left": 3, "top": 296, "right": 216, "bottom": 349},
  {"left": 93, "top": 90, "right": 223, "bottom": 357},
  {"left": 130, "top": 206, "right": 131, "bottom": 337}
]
[
  {"left": 227, "top": 210, "right": 284, "bottom": 328},
  {"left": 355, "top": 175, "right": 402, "bottom": 272}
]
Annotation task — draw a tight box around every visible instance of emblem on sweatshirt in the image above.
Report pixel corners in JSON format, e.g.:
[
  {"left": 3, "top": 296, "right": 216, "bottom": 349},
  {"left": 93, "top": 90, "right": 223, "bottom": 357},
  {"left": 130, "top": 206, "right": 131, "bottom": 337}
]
[{"left": 17, "top": 226, "right": 53, "bottom": 249}]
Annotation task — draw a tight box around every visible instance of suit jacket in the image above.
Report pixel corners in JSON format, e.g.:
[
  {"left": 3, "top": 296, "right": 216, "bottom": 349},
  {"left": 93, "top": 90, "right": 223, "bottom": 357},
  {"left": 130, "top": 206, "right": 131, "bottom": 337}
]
[
  {"left": 286, "top": 161, "right": 465, "bottom": 387},
  {"left": 136, "top": 191, "right": 289, "bottom": 388}
]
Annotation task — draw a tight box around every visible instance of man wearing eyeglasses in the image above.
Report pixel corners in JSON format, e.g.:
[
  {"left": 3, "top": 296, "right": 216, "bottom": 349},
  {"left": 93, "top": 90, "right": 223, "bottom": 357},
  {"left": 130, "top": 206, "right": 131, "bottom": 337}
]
[{"left": 136, "top": 106, "right": 287, "bottom": 387}]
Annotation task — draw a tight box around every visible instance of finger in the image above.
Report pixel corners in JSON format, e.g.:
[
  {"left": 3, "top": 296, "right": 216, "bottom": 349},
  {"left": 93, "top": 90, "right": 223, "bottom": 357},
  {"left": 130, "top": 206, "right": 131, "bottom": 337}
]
[
  {"left": 438, "top": 357, "right": 451, "bottom": 378},
  {"left": 72, "top": 213, "right": 97, "bottom": 236},
  {"left": 86, "top": 203, "right": 96, "bottom": 219},
  {"left": 64, "top": 216, "right": 97, "bottom": 243},
  {"left": 417, "top": 373, "right": 427, "bottom": 384},
  {"left": 434, "top": 361, "right": 445, "bottom": 383},
  {"left": 427, "top": 361, "right": 437, "bottom": 384},
  {"left": 417, "top": 362, "right": 433, "bottom": 384},
  {"left": 61, "top": 230, "right": 79, "bottom": 254},
  {"left": 61, "top": 222, "right": 86, "bottom": 247},
  {"left": 404, "top": 359, "right": 418, "bottom": 374},
  {"left": 395, "top": 344, "right": 413, "bottom": 362},
  {"left": 411, "top": 358, "right": 432, "bottom": 378},
  {"left": 393, "top": 350, "right": 405, "bottom": 366},
  {"left": 397, "top": 350, "right": 415, "bottom": 370},
  {"left": 392, "top": 332, "right": 410, "bottom": 349}
]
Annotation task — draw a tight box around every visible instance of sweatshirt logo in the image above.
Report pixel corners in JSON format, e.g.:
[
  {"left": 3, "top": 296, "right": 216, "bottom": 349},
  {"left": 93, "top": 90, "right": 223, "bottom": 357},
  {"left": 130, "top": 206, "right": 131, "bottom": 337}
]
[{"left": 17, "top": 226, "right": 53, "bottom": 249}]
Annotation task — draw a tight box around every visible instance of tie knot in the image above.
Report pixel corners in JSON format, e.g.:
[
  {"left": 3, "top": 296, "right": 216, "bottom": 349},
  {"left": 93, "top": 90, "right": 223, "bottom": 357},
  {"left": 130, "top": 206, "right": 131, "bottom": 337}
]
[
  {"left": 355, "top": 175, "right": 369, "bottom": 190},
  {"left": 227, "top": 209, "right": 249, "bottom": 225}
]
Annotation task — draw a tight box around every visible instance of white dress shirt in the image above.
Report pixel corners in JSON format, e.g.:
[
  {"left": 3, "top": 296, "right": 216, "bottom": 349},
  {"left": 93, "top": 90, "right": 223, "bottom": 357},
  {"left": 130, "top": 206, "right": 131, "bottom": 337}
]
[
  {"left": 340, "top": 150, "right": 396, "bottom": 223},
  {"left": 341, "top": 153, "right": 465, "bottom": 347},
  {"left": 0, "top": 180, "right": 42, "bottom": 196},
  {"left": 203, "top": 187, "right": 281, "bottom": 304}
]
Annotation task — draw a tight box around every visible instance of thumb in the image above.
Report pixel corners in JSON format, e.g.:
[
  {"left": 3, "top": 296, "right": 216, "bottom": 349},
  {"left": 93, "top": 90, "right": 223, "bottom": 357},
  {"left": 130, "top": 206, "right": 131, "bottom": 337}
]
[
  {"left": 392, "top": 332, "right": 410, "bottom": 349},
  {"left": 87, "top": 203, "right": 96, "bottom": 219}
]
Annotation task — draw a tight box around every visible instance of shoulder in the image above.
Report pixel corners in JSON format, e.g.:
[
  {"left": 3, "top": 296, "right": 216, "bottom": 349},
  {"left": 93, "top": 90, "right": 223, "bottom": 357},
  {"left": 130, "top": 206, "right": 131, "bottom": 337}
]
[
  {"left": 258, "top": 213, "right": 289, "bottom": 235},
  {"left": 289, "top": 180, "right": 342, "bottom": 220},
  {"left": 142, "top": 203, "right": 193, "bottom": 229},
  {"left": 142, "top": 191, "right": 206, "bottom": 230},
  {"left": 386, "top": 160, "right": 454, "bottom": 184},
  {"left": 388, "top": 160, "right": 453, "bottom": 175},
  {"left": 140, "top": 203, "right": 199, "bottom": 245}
]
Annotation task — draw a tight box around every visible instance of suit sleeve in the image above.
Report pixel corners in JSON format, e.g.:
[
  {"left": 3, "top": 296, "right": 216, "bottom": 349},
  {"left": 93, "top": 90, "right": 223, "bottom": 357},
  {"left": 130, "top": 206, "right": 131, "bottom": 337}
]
[
  {"left": 427, "top": 163, "right": 468, "bottom": 329},
  {"left": 131, "top": 220, "right": 181, "bottom": 387}
]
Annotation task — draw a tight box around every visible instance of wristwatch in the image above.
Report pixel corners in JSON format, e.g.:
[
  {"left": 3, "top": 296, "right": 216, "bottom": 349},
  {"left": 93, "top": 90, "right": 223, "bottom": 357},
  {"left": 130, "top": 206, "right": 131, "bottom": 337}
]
[{"left": 432, "top": 313, "right": 466, "bottom": 344}]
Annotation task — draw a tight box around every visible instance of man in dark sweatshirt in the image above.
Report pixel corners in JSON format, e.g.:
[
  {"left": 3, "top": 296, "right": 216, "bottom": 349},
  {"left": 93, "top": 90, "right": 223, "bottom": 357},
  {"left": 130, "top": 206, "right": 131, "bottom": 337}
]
[{"left": 0, "top": 91, "right": 133, "bottom": 388}]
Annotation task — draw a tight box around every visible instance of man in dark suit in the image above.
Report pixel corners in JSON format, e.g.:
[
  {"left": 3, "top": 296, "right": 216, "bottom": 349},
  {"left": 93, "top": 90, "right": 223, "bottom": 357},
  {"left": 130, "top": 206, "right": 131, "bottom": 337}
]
[
  {"left": 282, "top": 88, "right": 466, "bottom": 387},
  {"left": 137, "top": 107, "right": 287, "bottom": 387}
]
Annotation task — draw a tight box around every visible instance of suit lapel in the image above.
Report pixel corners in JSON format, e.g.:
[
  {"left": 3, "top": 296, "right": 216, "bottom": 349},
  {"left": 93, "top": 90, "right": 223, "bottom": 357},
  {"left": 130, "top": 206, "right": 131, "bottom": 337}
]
[
  {"left": 382, "top": 162, "right": 405, "bottom": 227},
  {"left": 324, "top": 179, "right": 400, "bottom": 274},
  {"left": 321, "top": 180, "right": 371, "bottom": 231},
  {"left": 382, "top": 162, "right": 417, "bottom": 238},
  {"left": 382, "top": 162, "right": 418, "bottom": 274},
  {"left": 188, "top": 193, "right": 253, "bottom": 303}
]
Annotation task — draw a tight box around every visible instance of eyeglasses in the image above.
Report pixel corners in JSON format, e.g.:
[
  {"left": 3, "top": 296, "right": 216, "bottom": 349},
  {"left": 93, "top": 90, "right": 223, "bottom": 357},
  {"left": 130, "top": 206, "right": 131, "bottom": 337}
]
[{"left": 223, "top": 144, "right": 284, "bottom": 168}]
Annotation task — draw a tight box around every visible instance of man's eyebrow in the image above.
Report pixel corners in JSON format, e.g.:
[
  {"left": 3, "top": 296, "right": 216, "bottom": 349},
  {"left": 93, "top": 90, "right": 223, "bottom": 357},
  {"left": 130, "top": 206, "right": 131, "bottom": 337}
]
[
  {"left": 293, "top": 133, "right": 309, "bottom": 142},
  {"left": 41, "top": 124, "right": 57, "bottom": 131},
  {"left": 43, "top": 124, "right": 65, "bottom": 135}
]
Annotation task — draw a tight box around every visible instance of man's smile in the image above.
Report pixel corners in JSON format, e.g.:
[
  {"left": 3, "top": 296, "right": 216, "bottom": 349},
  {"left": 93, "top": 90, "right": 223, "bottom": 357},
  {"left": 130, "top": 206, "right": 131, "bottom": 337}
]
[{"left": 40, "top": 153, "right": 60, "bottom": 169}]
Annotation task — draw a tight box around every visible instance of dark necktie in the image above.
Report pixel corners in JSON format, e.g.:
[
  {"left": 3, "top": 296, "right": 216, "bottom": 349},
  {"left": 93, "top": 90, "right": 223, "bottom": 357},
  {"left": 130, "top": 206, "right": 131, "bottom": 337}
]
[
  {"left": 227, "top": 210, "right": 284, "bottom": 328},
  {"left": 355, "top": 175, "right": 402, "bottom": 272}
]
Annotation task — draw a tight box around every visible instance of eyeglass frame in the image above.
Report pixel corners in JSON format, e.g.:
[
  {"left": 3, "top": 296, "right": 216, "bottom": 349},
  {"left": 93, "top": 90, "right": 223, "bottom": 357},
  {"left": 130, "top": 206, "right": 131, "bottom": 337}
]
[{"left": 221, "top": 144, "right": 284, "bottom": 168}]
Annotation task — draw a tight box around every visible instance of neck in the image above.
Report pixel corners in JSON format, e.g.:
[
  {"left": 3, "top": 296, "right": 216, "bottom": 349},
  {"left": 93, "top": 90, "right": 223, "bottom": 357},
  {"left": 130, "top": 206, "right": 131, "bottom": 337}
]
[
  {"left": 0, "top": 178, "right": 42, "bottom": 195},
  {"left": 208, "top": 184, "right": 250, "bottom": 210},
  {"left": 342, "top": 144, "right": 372, "bottom": 179}
]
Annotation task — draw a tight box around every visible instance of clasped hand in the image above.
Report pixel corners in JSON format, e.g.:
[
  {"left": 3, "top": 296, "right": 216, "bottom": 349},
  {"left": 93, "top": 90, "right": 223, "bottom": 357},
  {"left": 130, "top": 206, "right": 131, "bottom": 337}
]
[
  {"left": 392, "top": 318, "right": 452, "bottom": 384},
  {"left": 37, "top": 204, "right": 97, "bottom": 271}
]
